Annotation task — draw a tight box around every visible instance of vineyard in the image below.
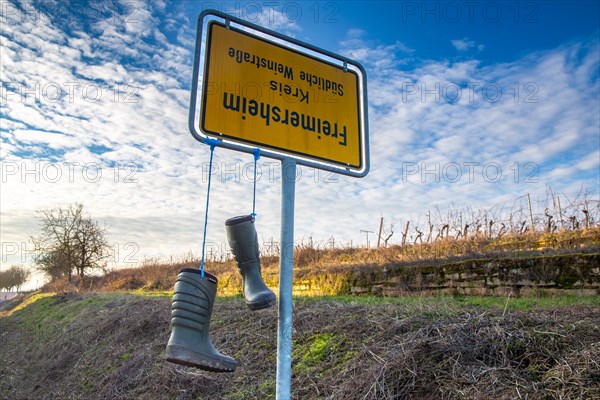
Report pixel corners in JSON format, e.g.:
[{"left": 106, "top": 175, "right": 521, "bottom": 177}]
[
  {"left": 261, "top": 190, "right": 599, "bottom": 256},
  {"left": 34, "top": 189, "right": 599, "bottom": 297}
]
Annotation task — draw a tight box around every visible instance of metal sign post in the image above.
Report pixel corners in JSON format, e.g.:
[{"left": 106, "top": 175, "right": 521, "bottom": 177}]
[{"left": 276, "top": 157, "right": 296, "bottom": 399}]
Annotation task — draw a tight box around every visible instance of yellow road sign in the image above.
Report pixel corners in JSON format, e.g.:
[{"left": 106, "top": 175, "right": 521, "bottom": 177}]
[{"left": 200, "top": 21, "right": 364, "bottom": 169}]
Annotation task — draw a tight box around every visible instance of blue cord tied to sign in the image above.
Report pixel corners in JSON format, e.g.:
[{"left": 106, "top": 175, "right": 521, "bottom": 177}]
[
  {"left": 199, "top": 138, "right": 219, "bottom": 278},
  {"left": 251, "top": 148, "right": 261, "bottom": 220},
  {"left": 204, "top": 137, "right": 219, "bottom": 149}
]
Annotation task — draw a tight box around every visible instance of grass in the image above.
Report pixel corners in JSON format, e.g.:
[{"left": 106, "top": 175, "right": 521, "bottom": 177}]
[
  {"left": 25, "top": 291, "right": 596, "bottom": 311},
  {"left": 294, "top": 332, "right": 342, "bottom": 375},
  {"left": 5, "top": 291, "right": 54, "bottom": 316},
  {"left": 1, "top": 291, "right": 599, "bottom": 399},
  {"left": 454, "top": 293, "right": 600, "bottom": 310},
  {"left": 130, "top": 289, "right": 172, "bottom": 298},
  {"left": 296, "top": 293, "right": 600, "bottom": 310}
]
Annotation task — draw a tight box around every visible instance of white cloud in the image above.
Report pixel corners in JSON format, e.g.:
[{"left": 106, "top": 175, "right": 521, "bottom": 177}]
[
  {"left": 244, "top": 8, "right": 302, "bottom": 35},
  {"left": 346, "top": 28, "right": 366, "bottom": 39},
  {"left": 11, "top": 129, "right": 80, "bottom": 148},
  {"left": 547, "top": 152, "right": 600, "bottom": 179},
  {"left": 451, "top": 38, "right": 484, "bottom": 52},
  {"left": 339, "top": 31, "right": 414, "bottom": 71},
  {"left": 118, "top": 0, "right": 157, "bottom": 38}
]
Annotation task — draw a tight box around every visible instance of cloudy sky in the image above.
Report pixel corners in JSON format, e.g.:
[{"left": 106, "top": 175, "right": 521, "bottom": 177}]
[{"left": 1, "top": 1, "right": 599, "bottom": 279}]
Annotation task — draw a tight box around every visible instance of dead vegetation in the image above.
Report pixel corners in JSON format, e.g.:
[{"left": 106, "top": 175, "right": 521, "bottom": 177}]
[
  {"left": 34, "top": 190, "right": 598, "bottom": 294},
  {"left": 0, "top": 293, "right": 599, "bottom": 399},
  {"left": 40, "top": 226, "right": 600, "bottom": 296}
]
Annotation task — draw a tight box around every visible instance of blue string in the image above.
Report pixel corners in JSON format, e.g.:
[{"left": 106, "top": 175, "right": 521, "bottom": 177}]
[
  {"left": 251, "top": 148, "right": 261, "bottom": 219},
  {"left": 199, "top": 139, "right": 218, "bottom": 278}
]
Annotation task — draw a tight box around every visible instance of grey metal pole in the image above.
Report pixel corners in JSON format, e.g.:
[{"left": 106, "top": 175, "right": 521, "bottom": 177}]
[{"left": 276, "top": 157, "right": 296, "bottom": 400}]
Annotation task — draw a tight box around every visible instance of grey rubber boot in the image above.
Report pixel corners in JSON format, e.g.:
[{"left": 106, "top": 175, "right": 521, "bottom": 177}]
[
  {"left": 226, "top": 215, "right": 276, "bottom": 310},
  {"left": 165, "top": 269, "right": 236, "bottom": 372}
]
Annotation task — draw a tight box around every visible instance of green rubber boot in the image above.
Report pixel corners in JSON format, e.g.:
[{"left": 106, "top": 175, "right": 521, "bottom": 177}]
[
  {"left": 165, "top": 269, "right": 236, "bottom": 372},
  {"left": 226, "top": 215, "right": 276, "bottom": 310}
]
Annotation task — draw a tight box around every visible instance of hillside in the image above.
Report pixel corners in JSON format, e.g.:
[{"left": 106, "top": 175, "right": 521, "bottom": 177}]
[
  {"left": 44, "top": 227, "right": 600, "bottom": 296},
  {"left": 2, "top": 227, "right": 599, "bottom": 399},
  {"left": 1, "top": 292, "right": 599, "bottom": 399}
]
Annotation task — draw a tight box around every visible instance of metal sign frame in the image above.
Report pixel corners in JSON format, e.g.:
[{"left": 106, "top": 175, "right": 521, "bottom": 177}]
[{"left": 189, "top": 9, "right": 370, "bottom": 177}]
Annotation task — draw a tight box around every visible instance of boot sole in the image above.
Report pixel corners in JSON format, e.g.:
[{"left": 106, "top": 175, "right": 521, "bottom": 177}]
[
  {"left": 246, "top": 296, "right": 276, "bottom": 311},
  {"left": 165, "top": 345, "right": 237, "bottom": 372}
]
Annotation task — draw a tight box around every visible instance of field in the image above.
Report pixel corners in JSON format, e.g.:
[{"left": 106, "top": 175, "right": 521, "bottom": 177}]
[
  {"left": 2, "top": 223, "right": 599, "bottom": 399},
  {"left": 1, "top": 292, "right": 599, "bottom": 399}
]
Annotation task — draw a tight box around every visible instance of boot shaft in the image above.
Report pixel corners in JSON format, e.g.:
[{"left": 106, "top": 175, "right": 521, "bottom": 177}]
[
  {"left": 170, "top": 269, "right": 218, "bottom": 340},
  {"left": 225, "top": 215, "right": 260, "bottom": 265}
]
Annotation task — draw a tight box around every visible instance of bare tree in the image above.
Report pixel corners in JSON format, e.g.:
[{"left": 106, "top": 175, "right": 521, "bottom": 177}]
[
  {"left": 0, "top": 265, "right": 30, "bottom": 292},
  {"left": 74, "top": 216, "right": 109, "bottom": 278},
  {"left": 31, "top": 204, "right": 109, "bottom": 282},
  {"left": 34, "top": 248, "right": 70, "bottom": 281}
]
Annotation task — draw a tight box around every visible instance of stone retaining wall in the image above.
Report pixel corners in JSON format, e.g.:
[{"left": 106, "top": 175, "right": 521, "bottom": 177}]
[
  {"left": 289, "top": 253, "right": 600, "bottom": 297},
  {"left": 217, "top": 253, "right": 599, "bottom": 297}
]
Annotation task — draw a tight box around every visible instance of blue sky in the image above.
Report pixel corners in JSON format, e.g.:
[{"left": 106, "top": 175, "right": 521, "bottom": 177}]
[{"left": 1, "top": 1, "right": 599, "bottom": 283}]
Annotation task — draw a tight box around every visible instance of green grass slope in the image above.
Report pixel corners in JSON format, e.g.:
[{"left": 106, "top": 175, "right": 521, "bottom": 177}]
[{"left": 1, "top": 293, "right": 599, "bottom": 399}]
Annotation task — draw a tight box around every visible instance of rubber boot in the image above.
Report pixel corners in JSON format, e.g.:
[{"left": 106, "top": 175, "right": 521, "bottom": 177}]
[
  {"left": 165, "top": 269, "right": 236, "bottom": 372},
  {"left": 225, "top": 215, "right": 276, "bottom": 310}
]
